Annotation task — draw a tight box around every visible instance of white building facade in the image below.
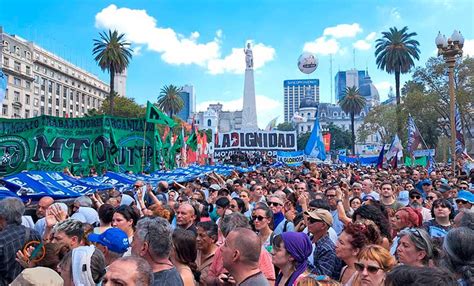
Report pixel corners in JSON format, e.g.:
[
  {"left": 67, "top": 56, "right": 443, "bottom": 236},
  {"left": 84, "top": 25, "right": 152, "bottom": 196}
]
[{"left": 1, "top": 27, "right": 109, "bottom": 119}]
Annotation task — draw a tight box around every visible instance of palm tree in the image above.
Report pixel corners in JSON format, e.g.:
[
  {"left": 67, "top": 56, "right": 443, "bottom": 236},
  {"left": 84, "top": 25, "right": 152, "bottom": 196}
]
[
  {"left": 339, "top": 86, "right": 367, "bottom": 155},
  {"left": 157, "top": 85, "right": 184, "bottom": 117},
  {"left": 93, "top": 30, "right": 133, "bottom": 115},
  {"left": 375, "top": 26, "right": 420, "bottom": 137}
]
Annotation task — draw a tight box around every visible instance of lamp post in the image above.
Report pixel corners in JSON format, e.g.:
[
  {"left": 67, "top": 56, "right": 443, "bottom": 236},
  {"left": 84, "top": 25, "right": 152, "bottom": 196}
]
[{"left": 436, "top": 30, "right": 464, "bottom": 172}]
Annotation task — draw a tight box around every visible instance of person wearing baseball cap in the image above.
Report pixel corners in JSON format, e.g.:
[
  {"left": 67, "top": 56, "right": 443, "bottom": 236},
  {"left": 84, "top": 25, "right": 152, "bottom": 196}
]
[
  {"left": 88, "top": 227, "right": 130, "bottom": 266},
  {"left": 455, "top": 190, "right": 474, "bottom": 210},
  {"left": 304, "top": 208, "right": 340, "bottom": 278}
]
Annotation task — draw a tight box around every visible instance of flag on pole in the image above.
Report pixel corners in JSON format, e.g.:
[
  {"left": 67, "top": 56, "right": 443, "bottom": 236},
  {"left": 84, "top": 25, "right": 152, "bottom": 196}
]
[
  {"left": 385, "top": 135, "right": 403, "bottom": 161},
  {"left": 455, "top": 104, "right": 465, "bottom": 155},
  {"left": 304, "top": 118, "right": 326, "bottom": 161},
  {"left": 407, "top": 116, "right": 422, "bottom": 155},
  {"left": 377, "top": 145, "right": 385, "bottom": 169},
  {"left": 426, "top": 155, "right": 436, "bottom": 174},
  {"left": 0, "top": 69, "right": 7, "bottom": 104},
  {"left": 265, "top": 116, "right": 279, "bottom": 131},
  {"left": 145, "top": 101, "right": 176, "bottom": 127}
]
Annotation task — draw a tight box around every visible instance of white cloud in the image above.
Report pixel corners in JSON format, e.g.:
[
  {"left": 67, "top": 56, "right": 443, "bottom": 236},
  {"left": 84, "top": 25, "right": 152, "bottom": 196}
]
[
  {"left": 390, "top": 8, "right": 402, "bottom": 21},
  {"left": 374, "top": 81, "right": 392, "bottom": 97},
  {"left": 353, "top": 40, "right": 371, "bottom": 50},
  {"left": 131, "top": 46, "right": 142, "bottom": 56},
  {"left": 323, "top": 23, "right": 363, "bottom": 38},
  {"left": 463, "top": 39, "right": 474, "bottom": 57},
  {"left": 94, "top": 5, "right": 274, "bottom": 74},
  {"left": 365, "top": 32, "right": 377, "bottom": 41},
  {"left": 303, "top": 36, "right": 341, "bottom": 55},
  {"left": 207, "top": 42, "right": 276, "bottom": 74},
  {"left": 197, "top": 95, "right": 282, "bottom": 129}
]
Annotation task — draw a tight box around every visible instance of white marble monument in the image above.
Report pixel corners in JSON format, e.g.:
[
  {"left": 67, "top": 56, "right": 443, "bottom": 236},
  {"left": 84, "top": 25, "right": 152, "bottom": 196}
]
[{"left": 241, "top": 43, "right": 259, "bottom": 130}]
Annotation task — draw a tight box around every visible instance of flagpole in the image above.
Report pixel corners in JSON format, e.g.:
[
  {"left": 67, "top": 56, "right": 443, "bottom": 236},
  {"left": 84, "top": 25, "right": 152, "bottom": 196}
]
[{"left": 141, "top": 119, "right": 147, "bottom": 174}]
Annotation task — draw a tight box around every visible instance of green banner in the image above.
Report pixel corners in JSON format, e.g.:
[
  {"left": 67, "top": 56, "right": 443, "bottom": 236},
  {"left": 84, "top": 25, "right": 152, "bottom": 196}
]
[{"left": 0, "top": 115, "right": 159, "bottom": 176}]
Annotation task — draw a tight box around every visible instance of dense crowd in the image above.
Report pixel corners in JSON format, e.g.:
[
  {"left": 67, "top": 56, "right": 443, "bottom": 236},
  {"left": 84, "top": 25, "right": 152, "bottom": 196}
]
[{"left": 0, "top": 161, "right": 473, "bottom": 286}]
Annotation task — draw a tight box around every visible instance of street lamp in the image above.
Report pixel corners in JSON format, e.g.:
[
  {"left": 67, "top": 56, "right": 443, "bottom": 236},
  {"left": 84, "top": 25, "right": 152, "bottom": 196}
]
[{"left": 436, "top": 30, "right": 464, "bottom": 172}]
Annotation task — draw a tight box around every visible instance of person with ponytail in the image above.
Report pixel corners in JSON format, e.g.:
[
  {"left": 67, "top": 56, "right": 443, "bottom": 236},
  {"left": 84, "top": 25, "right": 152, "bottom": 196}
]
[
  {"left": 171, "top": 229, "right": 200, "bottom": 285},
  {"left": 389, "top": 207, "right": 423, "bottom": 255},
  {"left": 271, "top": 232, "right": 313, "bottom": 286},
  {"left": 441, "top": 227, "right": 474, "bottom": 286}
]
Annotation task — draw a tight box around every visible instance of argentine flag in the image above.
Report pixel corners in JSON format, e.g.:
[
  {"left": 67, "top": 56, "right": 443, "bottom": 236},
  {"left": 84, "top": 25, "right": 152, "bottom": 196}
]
[{"left": 304, "top": 118, "right": 326, "bottom": 161}]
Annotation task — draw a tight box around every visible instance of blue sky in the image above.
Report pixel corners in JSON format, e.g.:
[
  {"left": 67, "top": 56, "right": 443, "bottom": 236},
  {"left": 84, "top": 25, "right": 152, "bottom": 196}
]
[{"left": 1, "top": 0, "right": 473, "bottom": 127}]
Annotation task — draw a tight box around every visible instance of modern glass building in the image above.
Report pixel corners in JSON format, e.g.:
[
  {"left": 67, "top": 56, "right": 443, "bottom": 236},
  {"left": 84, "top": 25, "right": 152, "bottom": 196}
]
[
  {"left": 176, "top": 84, "right": 195, "bottom": 121},
  {"left": 335, "top": 69, "right": 366, "bottom": 102},
  {"left": 283, "top": 79, "right": 319, "bottom": 122}
]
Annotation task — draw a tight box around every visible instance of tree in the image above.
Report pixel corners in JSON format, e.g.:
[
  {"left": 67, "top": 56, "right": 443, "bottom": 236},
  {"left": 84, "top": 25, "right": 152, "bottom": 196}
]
[
  {"left": 375, "top": 26, "right": 420, "bottom": 137},
  {"left": 338, "top": 86, "right": 367, "bottom": 154},
  {"left": 358, "top": 104, "right": 398, "bottom": 144},
  {"left": 93, "top": 30, "right": 133, "bottom": 115},
  {"left": 276, "top": 122, "right": 295, "bottom": 131},
  {"left": 326, "top": 123, "right": 352, "bottom": 151},
  {"left": 157, "top": 85, "right": 184, "bottom": 117},
  {"left": 297, "top": 132, "right": 311, "bottom": 150},
  {"left": 86, "top": 92, "right": 145, "bottom": 118}
]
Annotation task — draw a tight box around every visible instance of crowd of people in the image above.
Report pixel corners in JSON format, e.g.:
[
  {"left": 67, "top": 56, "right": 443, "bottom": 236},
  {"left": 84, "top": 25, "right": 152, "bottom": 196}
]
[{"left": 0, "top": 162, "right": 473, "bottom": 286}]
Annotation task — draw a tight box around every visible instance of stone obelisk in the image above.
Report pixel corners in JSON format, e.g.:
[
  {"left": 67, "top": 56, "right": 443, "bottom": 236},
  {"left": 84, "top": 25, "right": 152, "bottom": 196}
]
[{"left": 241, "top": 43, "right": 258, "bottom": 130}]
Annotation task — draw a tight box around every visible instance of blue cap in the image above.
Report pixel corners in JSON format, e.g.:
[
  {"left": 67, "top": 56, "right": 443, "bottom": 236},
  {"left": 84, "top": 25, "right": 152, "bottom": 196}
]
[
  {"left": 88, "top": 228, "right": 129, "bottom": 254},
  {"left": 397, "top": 191, "right": 409, "bottom": 206},
  {"left": 456, "top": 190, "right": 474, "bottom": 204}
]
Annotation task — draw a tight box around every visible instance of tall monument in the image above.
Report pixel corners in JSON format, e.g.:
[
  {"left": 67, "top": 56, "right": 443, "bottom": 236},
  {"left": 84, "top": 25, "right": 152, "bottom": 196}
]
[
  {"left": 241, "top": 43, "right": 259, "bottom": 130},
  {"left": 114, "top": 68, "right": 127, "bottom": 97}
]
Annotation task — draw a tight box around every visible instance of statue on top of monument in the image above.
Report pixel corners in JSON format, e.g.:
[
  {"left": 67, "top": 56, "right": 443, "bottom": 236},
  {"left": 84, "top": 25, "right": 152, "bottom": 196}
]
[{"left": 244, "top": 42, "right": 253, "bottom": 69}]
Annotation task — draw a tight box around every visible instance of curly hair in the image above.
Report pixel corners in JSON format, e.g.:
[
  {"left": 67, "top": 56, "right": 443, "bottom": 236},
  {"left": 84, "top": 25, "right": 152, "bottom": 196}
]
[
  {"left": 148, "top": 203, "right": 172, "bottom": 222},
  {"left": 344, "top": 221, "right": 382, "bottom": 249},
  {"left": 352, "top": 205, "right": 391, "bottom": 241}
]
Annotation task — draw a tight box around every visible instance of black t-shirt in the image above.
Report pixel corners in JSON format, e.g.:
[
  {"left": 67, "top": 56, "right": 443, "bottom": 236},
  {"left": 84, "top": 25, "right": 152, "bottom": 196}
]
[{"left": 152, "top": 267, "right": 184, "bottom": 286}]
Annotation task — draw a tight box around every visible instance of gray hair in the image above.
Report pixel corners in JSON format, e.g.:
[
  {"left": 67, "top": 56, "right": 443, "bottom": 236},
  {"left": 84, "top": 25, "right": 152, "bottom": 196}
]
[
  {"left": 0, "top": 197, "right": 25, "bottom": 225},
  {"left": 399, "top": 228, "right": 433, "bottom": 265},
  {"left": 114, "top": 256, "right": 154, "bottom": 286},
  {"left": 219, "top": 212, "right": 250, "bottom": 237},
  {"left": 442, "top": 227, "right": 474, "bottom": 285},
  {"left": 460, "top": 209, "right": 474, "bottom": 230},
  {"left": 135, "top": 217, "right": 172, "bottom": 259},
  {"left": 74, "top": 196, "right": 93, "bottom": 207},
  {"left": 53, "top": 219, "right": 84, "bottom": 242}
]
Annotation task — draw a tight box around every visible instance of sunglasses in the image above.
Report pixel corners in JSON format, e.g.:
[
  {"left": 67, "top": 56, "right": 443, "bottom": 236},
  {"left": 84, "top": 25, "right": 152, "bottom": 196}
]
[
  {"left": 354, "top": 262, "right": 381, "bottom": 274},
  {"left": 426, "top": 196, "right": 435, "bottom": 200},
  {"left": 410, "top": 195, "right": 421, "bottom": 199},
  {"left": 459, "top": 187, "right": 468, "bottom": 190},
  {"left": 456, "top": 200, "right": 469, "bottom": 205},
  {"left": 308, "top": 217, "right": 324, "bottom": 224},
  {"left": 268, "top": 202, "right": 282, "bottom": 207},
  {"left": 252, "top": 215, "right": 267, "bottom": 221}
]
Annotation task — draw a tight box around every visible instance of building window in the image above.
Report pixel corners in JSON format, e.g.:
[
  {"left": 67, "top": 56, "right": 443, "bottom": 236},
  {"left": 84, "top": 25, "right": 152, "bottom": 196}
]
[
  {"left": 56, "top": 83, "right": 61, "bottom": 95},
  {"left": 14, "top": 91, "right": 20, "bottom": 102},
  {"left": 2, "top": 105, "right": 7, "bottom": 115},
  {"left": 26, "top": 94, "right": 30, "bottom": 105},
  {"left": 26, "top": 81, "right": 31, "bottom": 89},
  {"left": 333, "top": 112, "right": 338, "bottom": 117},
  {"left": 25, "top": 109, "right": 30, "bottom": 118},
  {"left": 34, "top": 87, "right": 39, "bottom": 94},
  {"left": 35, "top": 75, "right": 39, "bottom": 83},
  {"left": 207, "top": 119, "right": 212, "bottom": 127},
  {"left": 48, "top": 81, "right": 53, "bottom": 93},
  {"left": 48, "top": 96, "right": 52, "bottom": 104},
  {"left": 56, "top": 98, "right": 59, "bottom": 106},
  {"left": 48, "top": 107, "right": 52, "bottom": 115},
  {"left": 26, "top": 66, "right": 31, "bottom": 75},
  {"left": 2, "top": 41, "right": 9, "bottom": 51},
  {"left": 15, "top": 46, "right": 20, "bottom": 56},
  {"left": 14, "top": 77, "right": 21, "bottom": 86},
  {"left": 25, "top": 51, "right": 31, "bottom": 59},
  {"left": 56, "top": 110, "right": 59, "bottom": 117},
  {"left": 34, "top": 98, "right": 39, "bottom": 107},
  {"left": 33, "top": 110, "right": 38, "bottom": 116},
  {"left": 3, "top": 56, "right": 8, "bottom": 67}
]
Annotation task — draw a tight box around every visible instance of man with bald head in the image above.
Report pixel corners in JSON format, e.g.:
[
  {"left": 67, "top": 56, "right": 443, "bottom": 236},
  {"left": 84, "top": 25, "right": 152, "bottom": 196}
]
[
  {"left": 176, "top": 203, "right": 198, "bottom": 235},
  {"left": 34, "top": 196, "right": 54, "bottom": 236},
  {"left": 221, "top": 228, "right": 268, "bottom": 286}
]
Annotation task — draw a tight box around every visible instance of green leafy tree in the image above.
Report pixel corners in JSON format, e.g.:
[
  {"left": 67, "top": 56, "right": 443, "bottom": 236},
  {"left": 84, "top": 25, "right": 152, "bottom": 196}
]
[
  {"left": 88, "top": 93, "right": 146, "bottom": 118},
  {"left": 276, "top": 122, "right": 295, "bottom": 131},
  {"left": 326, "top": 123, "right": 352, "bottom": 151},
  {"left": 375, "top": 26, "right": 420, "bottom": 137},
  {"left": 358, "top": 104, "right": 398, "bottom": 144},
  {"left": 338, "top": 86, "right": 367, "bottom": 154},
  {"left": 158, "top": 85, "right": 184, "bottom": 117},
  {"left": 93, "top": 30, "right": 133, "bottom": 115},
  {"left": 297, "top": 132, "right": 311, "bottom": 150}
]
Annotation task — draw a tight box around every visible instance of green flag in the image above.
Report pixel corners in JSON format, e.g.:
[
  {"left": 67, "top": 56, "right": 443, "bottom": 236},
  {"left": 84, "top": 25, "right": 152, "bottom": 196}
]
[
  {"left": 153, "top": 128, "right": 163, "bottom": 169},
  {"left": 186, "top": 131, "right": 198, "bottom": 151},
  {"left": 109, "top": 127, "right": 119, "bottom": 155},
  {"left": 146, "top": 101, "right": 176, "bottom": 127},
  {"left": 162, "top": 131, "right": 172, "bottom": 169}
]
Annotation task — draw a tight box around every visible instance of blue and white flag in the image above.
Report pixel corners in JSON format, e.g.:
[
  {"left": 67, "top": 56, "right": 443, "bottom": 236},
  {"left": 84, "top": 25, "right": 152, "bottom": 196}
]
[
  {"left": 455, "top": 104, "right": 465, "bottom": 155},
  {"left": 304, "top": 118, "right": 326, "bottom": 161},
  {"left": 0, "top": 69, "right": 7, "bottom": 103},
  {"left": 385, "top": 135, "right": 403, "bottom": 161},
  {"left": 277, "top": 150, "right": 305, "bottom": 167}
]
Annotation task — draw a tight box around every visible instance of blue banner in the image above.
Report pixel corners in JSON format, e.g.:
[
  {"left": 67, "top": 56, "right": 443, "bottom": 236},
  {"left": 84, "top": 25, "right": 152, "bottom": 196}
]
[{"left": 277, "top": 151, "right": 305, "bottom": 167}]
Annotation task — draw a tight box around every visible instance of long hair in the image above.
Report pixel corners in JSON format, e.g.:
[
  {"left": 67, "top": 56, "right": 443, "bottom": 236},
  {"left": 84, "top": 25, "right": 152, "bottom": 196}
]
[{"left": 172, "top": 229, "right": 200, "bottom": 282}]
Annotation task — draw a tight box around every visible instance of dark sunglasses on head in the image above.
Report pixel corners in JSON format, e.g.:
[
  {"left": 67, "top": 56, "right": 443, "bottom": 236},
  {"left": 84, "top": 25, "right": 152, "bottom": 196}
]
[
  {"left": 268, "top": 202, "right": 281, "bottom": 207},
  {"left": 354, "top": 262, "right": 381, "bottom": 274},
  {"left": 410, "top": 195, "right": 421, "bottom": 199},
  {"left": 252, "top": 215, "right": 267, "bottom": 221}
]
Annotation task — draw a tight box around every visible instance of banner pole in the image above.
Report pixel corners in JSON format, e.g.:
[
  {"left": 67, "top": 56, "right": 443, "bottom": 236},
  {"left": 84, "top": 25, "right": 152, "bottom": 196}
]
[{"left": 141, "top": 119, "right": 147, "bottom": 174}]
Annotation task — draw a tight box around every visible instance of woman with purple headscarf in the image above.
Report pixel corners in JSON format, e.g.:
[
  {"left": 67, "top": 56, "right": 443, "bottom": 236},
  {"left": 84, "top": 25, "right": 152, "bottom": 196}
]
[{"left": 272, "top": 231, "right": 313, "bottom": 286}]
